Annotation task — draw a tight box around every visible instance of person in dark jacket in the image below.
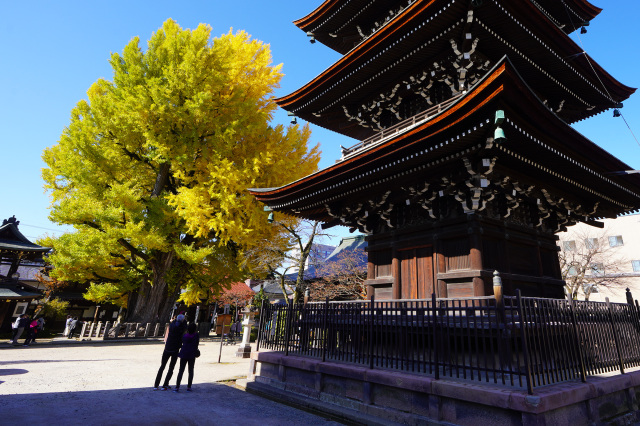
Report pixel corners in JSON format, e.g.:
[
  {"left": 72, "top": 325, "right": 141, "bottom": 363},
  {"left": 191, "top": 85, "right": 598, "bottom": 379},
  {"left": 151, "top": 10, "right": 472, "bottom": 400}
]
[
  {"left": 23, "top": 318, "right": 40, "bottom": 346},
  {"left": 154, "top": 314, "right": 186, "bottom": 390},
  {"left": 10, "top": 314, "right": 28, "bottom": 345},
  {"left": 174, "top": 322, "right": 199, "bottom": 392}
]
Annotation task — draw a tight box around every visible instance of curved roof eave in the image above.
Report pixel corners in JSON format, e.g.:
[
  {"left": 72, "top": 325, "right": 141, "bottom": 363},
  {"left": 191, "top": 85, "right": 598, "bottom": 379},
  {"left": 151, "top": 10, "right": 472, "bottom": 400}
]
[
  {"left": 293, "top": 0, "right": 339, "bottom": 30},
  {"left": 276, "top": 0, "right": 437, "bottom": 108},
  {"left": 253, "top": 56, "right": 514, "bottom": 200},
  {"left": 277, "top": 0, "right": 633, "bottom": 113},
  {"left": 251, "top": 56, "right": 640, "bottom": 206}
]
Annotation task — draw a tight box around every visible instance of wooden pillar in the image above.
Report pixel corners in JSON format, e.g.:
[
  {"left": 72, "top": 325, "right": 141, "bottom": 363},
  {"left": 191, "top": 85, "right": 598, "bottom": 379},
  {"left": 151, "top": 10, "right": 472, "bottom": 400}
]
[
  {"left": 468, "top": 217, "right": 485, "bottom": 297},
  {"left": 392, "top": 247, "right": 400, "bottom": 299},
  {"left": 435, "top": 235, "right": 446, "bottom": 298},
  {"left": 367, "top": 258, "right": 375, "bottom": 300},
  {"left": 0, "top": 302, "right": 10, "bottom": 329}
]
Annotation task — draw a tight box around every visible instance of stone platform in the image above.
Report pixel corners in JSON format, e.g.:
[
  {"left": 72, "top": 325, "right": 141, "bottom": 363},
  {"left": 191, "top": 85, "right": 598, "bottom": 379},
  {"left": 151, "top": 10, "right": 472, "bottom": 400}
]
[{"left": 245, "top": 351, "right": 640, "bottom": 425}]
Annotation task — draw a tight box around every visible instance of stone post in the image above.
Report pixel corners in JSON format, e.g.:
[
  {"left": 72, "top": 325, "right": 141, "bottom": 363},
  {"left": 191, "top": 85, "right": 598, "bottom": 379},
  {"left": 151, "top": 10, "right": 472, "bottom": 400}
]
[
  {"left": 103, "top": 321, "right": 111, "bottom": 339},
  {"left": 113, "top": 323, "right": 122, "bottom": 339},
  {"left": 235, "top": 307, "right": 256, "bottom": 358},
  {"left": 80, "top": 321, "right": 89, "bottom": 339}
]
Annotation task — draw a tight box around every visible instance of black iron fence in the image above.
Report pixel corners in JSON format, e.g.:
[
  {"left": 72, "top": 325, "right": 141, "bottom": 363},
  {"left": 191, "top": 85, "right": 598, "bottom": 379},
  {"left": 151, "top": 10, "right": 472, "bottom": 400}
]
[{"left": 256, "top": 290, "right": 640, "bottom": 394}]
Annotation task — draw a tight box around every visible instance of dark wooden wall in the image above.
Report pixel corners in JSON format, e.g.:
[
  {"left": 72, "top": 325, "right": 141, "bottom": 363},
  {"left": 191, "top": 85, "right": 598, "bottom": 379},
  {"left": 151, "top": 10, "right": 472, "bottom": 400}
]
[{"left": 365, "top": 214, "right": 564, "bottom": 300}]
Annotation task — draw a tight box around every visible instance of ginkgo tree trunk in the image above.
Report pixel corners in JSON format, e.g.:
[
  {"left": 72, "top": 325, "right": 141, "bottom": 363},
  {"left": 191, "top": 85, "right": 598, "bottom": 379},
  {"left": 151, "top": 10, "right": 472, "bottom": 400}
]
[{"left": 41, "top": 20, "right": 319, "bottom": 323}]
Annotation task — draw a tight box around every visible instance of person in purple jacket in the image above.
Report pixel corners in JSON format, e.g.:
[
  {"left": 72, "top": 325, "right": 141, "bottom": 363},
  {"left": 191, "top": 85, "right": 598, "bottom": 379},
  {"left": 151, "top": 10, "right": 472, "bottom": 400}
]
[{"left": 174, "top": 322, "right": 199, "bottom": 392}]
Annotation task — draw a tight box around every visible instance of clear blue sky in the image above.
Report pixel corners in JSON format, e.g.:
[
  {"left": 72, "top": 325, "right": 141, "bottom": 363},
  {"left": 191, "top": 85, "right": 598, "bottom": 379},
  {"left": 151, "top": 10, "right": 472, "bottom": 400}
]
[{"left": 1, "top": 1, "right": 638, "bottom": 244}]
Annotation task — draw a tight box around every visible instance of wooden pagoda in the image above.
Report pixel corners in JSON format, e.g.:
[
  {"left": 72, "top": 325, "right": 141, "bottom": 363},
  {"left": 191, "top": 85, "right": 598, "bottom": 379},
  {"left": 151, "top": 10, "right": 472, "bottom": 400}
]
[{"left": 249, "top": 0, "right": 640, "bottom": 300}]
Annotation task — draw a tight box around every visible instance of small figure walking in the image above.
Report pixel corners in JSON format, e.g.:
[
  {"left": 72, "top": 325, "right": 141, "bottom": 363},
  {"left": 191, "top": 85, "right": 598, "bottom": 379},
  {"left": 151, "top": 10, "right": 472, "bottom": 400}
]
[
  {"left": 63, "top": 315, "right": 72, "bottom": 337},
  {"left": 11, "top": 314, "right": 29, "bottom": 345},
  {"left": 31, "top": 317, "right": 45, "bottom": 344},
  {"left": 67, "top": 317, "right": 79, "bottom": 339},
  {"left": 153, "top": 314, "right": 186, "bottom": 391},
  {"left": 174, "top": 322, "right": 199, "bottom": 392},
  {"left": 23, "top": 318, "right": 40, "bottom": 346}
]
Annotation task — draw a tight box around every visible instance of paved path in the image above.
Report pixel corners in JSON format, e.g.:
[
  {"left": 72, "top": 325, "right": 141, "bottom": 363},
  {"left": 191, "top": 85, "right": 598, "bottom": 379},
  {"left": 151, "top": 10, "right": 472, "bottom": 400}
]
[{"left": 0, "top": 338, "right": 343, "bottom": 425}]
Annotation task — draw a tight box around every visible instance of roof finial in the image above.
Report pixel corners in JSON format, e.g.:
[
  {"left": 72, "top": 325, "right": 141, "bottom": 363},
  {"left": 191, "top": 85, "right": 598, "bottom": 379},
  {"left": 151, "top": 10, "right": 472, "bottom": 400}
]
[{"left": 2, "top": 216, "right": 19, "bottom": 226}]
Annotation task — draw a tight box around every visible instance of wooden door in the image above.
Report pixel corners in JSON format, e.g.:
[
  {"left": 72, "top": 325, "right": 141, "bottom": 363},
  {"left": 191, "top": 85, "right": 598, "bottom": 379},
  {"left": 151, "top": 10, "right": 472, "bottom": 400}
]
[{"left": 399, "top": 246, "right": 434, "bottom": 299}]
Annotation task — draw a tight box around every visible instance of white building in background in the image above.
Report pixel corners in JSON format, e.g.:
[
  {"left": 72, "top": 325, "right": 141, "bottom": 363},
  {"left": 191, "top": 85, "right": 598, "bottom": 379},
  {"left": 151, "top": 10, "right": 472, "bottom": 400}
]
[{"left": 557, "top": 214, "right": 640, "bottom": 303}]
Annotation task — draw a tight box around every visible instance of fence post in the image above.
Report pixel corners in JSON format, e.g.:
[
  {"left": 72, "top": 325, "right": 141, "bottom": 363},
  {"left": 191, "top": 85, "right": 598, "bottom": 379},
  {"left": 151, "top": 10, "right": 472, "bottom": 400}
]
[
  {"left": 432, "top": 292, "right": 439, "bottom": 380},
  {"left": 103, "top": 321, "right": 111, "bottom": 340},
  {"left": 567, "top": 297, "right": 587, "bottom": 382},
  {"left": 493, "top": 271, "right": 510, "bottom": 378},
  {"left": 493, "top": 271, "right": 504, "bottom": 322},
  {"left": 369, "top": 295, "right": 375, "bottom": 369},
  {"left": 516, "top": 290, "right": 534, "bottom": 395},
  {"left": 256, "top": 299, "right": 265, "bottom": 352},
  {"left": 80, "top": 322, "right": 89, "bottom": 339},
  {"left": 322, "top": 298, "right": 329, "bottom": 363},
  {"left": 606, "top": 297, "right": 625, "bottom": 374},
  {"left": 284, "top": 303, "right": 293, "bottom": 356}
]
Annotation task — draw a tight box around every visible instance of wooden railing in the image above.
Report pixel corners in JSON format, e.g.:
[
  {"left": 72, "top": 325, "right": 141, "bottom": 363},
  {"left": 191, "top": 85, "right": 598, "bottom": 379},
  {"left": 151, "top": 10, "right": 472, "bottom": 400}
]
[
  {"left": 339, "top": 93, "right": 464, "bottom": 160},
  {"left": 257, "top": 290, "right": 640, "bottom": 394}
]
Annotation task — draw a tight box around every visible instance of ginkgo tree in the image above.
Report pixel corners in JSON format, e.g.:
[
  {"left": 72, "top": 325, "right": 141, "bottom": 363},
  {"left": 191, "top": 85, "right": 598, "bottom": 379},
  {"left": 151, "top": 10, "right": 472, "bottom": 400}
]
[{"left": 41, "top": 19, "right": 320, "bottom": 322}]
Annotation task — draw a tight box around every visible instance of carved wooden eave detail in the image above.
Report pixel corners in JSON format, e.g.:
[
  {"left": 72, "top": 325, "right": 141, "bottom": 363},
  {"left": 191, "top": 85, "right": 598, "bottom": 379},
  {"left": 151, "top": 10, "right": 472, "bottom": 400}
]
[
  {"left": 251, "top": 59, "right": 640, "bottom": 233},
  {"left": 278, "top": 0, "right": 634, "bottom": 141}
]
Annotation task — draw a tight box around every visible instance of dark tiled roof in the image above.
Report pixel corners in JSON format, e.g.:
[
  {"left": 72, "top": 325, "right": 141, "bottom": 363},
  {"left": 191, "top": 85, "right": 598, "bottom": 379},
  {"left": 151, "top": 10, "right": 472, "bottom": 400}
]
[
  {"left": 0, "top": 221, "right": 50, "bottom": 254},
  {"left": 0, "top": 281, "right": 42, "bottom": 300}
]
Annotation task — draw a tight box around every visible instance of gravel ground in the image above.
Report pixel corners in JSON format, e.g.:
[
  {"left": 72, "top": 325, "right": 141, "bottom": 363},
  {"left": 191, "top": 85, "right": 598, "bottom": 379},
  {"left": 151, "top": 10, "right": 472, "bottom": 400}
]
[{"left": 0, "top": 338, "right": 342, "bottom": 425}]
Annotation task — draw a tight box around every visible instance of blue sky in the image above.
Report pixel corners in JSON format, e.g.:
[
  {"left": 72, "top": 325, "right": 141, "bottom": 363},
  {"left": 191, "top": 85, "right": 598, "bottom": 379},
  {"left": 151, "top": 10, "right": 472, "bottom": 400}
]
[{"left": 1, "top": 1, "right": 638, "bottom": 245}]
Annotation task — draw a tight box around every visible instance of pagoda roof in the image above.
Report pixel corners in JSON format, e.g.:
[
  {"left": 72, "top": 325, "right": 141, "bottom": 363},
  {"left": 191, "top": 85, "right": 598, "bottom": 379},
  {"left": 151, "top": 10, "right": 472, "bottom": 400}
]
[
  {"left": 531, "top": 0, "right": 602, "bottom": 33},
  {"left": 0, "top": 217, "right": 50, "bottom": 258},
  {"left": 251, "top": 57, "right": 640, "bottom": 225},
  {"left": 295, "top": 0, "right": 602, "bottom": 54},
  {"left": 279, "top": 0, "right": 633, "bottom": 141}
]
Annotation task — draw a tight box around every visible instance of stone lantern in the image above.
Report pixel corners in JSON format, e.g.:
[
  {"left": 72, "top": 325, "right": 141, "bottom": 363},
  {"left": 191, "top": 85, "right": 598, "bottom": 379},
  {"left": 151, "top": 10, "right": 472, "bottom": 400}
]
[{"left": 235, "top": 305, "right": 256, "bottom": 358}]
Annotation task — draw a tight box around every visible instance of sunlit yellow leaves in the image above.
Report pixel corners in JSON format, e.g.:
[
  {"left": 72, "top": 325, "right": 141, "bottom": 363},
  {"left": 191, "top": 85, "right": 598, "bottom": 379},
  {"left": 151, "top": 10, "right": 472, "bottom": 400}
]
[{"left": 41, "top": 19, "right": 320, "bottom": 310}]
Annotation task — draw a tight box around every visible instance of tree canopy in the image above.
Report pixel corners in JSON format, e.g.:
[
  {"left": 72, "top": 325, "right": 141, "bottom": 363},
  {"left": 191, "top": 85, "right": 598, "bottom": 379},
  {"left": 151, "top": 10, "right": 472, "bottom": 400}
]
[{"left": 41, "top": 19, "right": 320, "bottom": 322}]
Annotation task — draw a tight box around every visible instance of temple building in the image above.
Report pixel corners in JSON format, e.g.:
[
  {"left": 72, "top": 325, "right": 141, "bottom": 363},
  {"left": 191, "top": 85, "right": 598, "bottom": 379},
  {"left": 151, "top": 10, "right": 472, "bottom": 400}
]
[
  {"left": 0, "top": 216, "right": 48, "bottom": 330},
  {"left": 249, "top": 0, "right": 640, "bottom": 301}
]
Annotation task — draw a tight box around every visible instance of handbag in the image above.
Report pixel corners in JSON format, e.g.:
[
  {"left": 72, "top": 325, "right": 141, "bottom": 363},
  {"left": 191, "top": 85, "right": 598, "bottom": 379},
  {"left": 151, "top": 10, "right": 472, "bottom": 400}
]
[{"left": 195, "top": 349, "right": 201, "bottom": 358}]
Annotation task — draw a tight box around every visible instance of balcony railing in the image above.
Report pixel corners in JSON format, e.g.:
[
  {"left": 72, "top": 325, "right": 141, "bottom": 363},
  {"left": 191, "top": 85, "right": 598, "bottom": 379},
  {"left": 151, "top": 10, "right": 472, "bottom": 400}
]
[{"left": 339, "top": 93, "right": 464, "bottom": 161}]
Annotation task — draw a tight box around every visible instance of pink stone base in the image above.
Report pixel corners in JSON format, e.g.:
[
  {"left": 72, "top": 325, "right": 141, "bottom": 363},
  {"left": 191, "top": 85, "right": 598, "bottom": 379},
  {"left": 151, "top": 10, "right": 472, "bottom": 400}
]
[{"left": 246, "top": 351, "right": 640, "bottom": 425}]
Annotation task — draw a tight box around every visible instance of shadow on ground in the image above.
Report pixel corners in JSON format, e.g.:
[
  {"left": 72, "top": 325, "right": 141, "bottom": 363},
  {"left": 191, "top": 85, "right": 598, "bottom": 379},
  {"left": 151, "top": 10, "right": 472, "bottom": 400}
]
[
  {"left": 0, "top": 368, "right": 28, "bottom": 376},
  {"left": 0, "top": 359, "right": 121, "bottom": 365},
  {"left": 1, "top": 382, "right": 343, "bottom": 426}
]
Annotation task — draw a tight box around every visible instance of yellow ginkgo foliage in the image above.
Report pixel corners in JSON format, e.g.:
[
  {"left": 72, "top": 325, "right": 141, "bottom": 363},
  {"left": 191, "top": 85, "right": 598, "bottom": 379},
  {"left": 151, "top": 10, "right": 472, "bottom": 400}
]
[{"left": 41, "top": 19, "right": 320, "bottom": 322}]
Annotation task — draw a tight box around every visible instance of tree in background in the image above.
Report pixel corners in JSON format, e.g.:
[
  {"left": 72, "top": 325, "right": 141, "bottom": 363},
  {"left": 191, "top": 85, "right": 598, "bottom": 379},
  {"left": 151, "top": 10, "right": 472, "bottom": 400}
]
[
  {"left": 559, "top": 227, "right": 628, "bottom": 300},
  {"left": 310, "top": 247, "right": 367, "bottom": 300},
  {"left": 40, "top": 20, "right": 319, "bottom": 322},
  {"left": 245, "top": 218, "right": 324, "bottom": 305},
  {"left": 213, "top": 282, "right": 255, "bottom": 310},
  {"left": 39, "top": 298, "right": 70, "bottom": 323}
]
